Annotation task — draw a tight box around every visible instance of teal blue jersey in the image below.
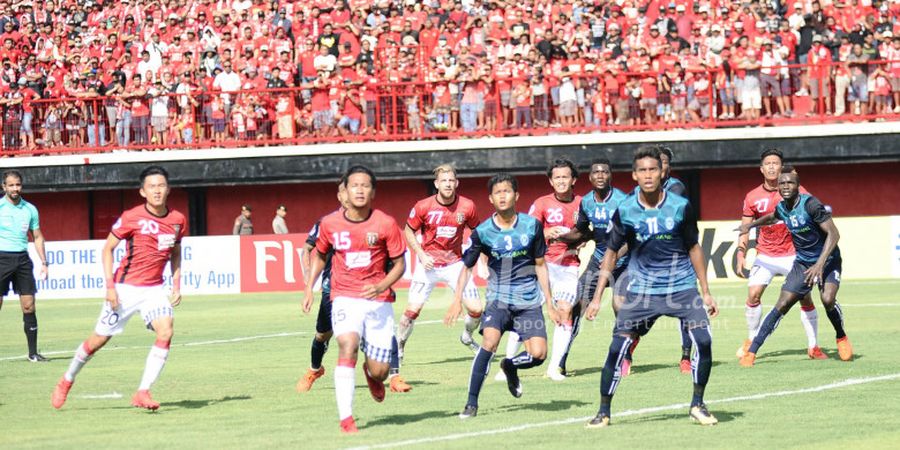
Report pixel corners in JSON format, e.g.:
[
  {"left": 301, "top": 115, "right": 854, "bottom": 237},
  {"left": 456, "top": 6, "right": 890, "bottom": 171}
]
[
  {"left": 0, "top": 196, "right": 39, "bottom": 252},
  {"left": 774, "top": 194, "right": 840, "bottom": 263},
  {"left": 575, "top": 187, "right": 629, "bottom": 267},
  {"left": 463, "top": 213, "right": 546, "bottom": 306},
  {"left": 608, "top": 191, "right": 699, "bottom": 295}
]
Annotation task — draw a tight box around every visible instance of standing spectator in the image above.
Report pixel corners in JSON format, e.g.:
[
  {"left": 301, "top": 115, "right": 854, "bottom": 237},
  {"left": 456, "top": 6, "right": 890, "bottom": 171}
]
[
  {"left": 761, "top": 41, "right": 788, "bottom": 117},
  {"left": 233, "top": 204, "right": 253, "bottom": 235},
  {"left": 558, "top": 70, "right": 577, "bottom": 128},
  {"left": 213, "top": 61, "right": 241, "bottom": 118},
  {"left": 272, "top": 205, "right": 288, "bottom": 234},
  {"left": 808, "top": 35, "right": 833, "bottom": 115},
  {"left": 149, "top": 80, "right": 170, "bottom": 146}
]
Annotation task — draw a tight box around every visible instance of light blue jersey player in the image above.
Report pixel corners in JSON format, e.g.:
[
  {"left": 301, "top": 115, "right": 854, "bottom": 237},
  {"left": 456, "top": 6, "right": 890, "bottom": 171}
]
[{"left": 446, "top": 173, "right": 556, "bottom": 420}]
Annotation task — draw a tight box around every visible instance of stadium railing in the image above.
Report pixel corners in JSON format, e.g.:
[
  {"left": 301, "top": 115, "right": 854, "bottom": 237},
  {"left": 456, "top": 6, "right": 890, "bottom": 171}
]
[{"left": 1, "top": 60, "right": 897, "bottom": 156}]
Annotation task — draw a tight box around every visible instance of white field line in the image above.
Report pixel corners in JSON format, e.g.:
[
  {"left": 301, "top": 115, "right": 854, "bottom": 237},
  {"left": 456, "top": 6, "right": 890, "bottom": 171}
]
[
  {"left": 346, "top": 373, "right": 900, "bottom": 450},
  {"left": 78, "top": 392, "right": 123, "bottom": 400}
]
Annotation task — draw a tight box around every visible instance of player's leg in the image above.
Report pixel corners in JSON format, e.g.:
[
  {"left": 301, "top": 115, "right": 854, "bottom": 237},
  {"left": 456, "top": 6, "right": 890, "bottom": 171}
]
[
  {"left": 53, "top": 290, "right": 137, "bottom": 409},
  {"left": 396, "top": 265, "right": 435, "bottom": 359},
  {"left": 448, "top": 262, "right": 483, "bottom": 351},
  {"left": 611, "top": 270, "right": 640, "bottom": 375},
  {"left": 360, "top": 301, "right": 395, "bottom": 397},
  {"left": 331, "top": 296, "right": 366, "bottom": 433},
  {"left": 798, "top": 292, "right": 825, "bottom": 359},
  {"left": 545, "top": 264, "right": 577, "bottom": 381},
  {"left": 133, "top": 286, "right": 176, "bottom": 410},
  {"left": 559, "top": 257, "right": 601, "bottom": 375},
  {"left": 741, "top": 286, "right": 803, "bottom": 366},
  {"left": 13, "top": 256, "right": 43, "bottom": 361},
  {"left": 460, "top": 302, "right": 504, "bottom": 419},
  {"left": 387, "top": 334, "right": 412, "bottom": 392},
  {"left": 818, "top": 260, "right": 851, "bottom": 361},
  {"left": 501, "top": 304, "right": 548, "bottom": 396},
  {"left": 673, "top": 290, "right": 717, "bottom": 425},
  {"left": 297, "top": 292, "right": 333, "bottom": 392}
]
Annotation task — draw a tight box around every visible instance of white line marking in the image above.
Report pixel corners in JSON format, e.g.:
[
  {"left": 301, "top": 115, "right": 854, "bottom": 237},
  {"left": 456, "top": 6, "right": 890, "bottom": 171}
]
[
  {"left": 78, "top": 392, "right": 123, "bottom": 400},
  {"left": 0, "top": 331, "right": 308, "bottom": 362},
  {"left": 346, "top": 373, "right": 900, "bottom": 450}
]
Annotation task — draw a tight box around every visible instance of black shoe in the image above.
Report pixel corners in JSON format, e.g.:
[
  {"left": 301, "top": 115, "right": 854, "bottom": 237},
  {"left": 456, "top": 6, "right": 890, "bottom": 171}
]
[
  {"left": 28, "top": 353, "right": 48, "bottom": 363},
  {"left": 586, "top": 412, "right": 611, "bottom": 428},
  {"left": 458, "top": 404, "right": 478, "bottom": 419},
  {"left": 500, "top": 358, "right": 522, "bottom": 398}
]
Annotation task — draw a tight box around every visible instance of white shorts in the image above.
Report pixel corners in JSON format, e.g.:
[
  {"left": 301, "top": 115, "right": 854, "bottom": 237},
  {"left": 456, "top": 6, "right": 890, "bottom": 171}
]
[
  {"left": 742, "top": 89, "right": 762, "bottom": 109},
  {"left": 331, "top": 296, "right": 395, "bottom": 363},
  {"left": 748, "top": 254, "right": 796, "bottom": 287},
  {"left": 407, "top": 260, "right": 479, "bottom": 306},
  {"left": 94, "top": 284, "right": 173, "bottom": 337},
  {"left": 548, "top": 263, "right": 579, "bottom": 305}
]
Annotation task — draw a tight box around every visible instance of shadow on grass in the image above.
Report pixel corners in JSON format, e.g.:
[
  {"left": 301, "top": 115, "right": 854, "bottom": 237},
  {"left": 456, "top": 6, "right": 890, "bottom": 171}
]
[
  {"left": 626, "top": 409, "right": 744, "bottom": 425},
  {"left": 496, "top": 399, "right": 591, "bottom": 414},
  {"left": 411, "top": 356, "right": 475, "bottom": 366},
  {"left": 363, "top": 409, "right": 456, "bottom": 426},
  {"left": 161, "top": 395, "right": 252, "bottom": 409}
]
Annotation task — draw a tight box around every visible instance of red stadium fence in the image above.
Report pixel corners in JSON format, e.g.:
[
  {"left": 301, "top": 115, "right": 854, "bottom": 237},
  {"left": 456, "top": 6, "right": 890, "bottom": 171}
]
[{"left": 2, "top": 60, "right": 898, "bottom": 156}]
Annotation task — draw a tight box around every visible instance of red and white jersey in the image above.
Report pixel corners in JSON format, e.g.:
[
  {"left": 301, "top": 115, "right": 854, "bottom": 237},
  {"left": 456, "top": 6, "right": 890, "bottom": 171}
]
[
  {"left": 528, "top": 193, "right": 582, "bottom": 266},
  {"left": 742, "top": 184, "right": 808, "bottom": 257},
  {"left": 111, "top": 205, "right": 187, "bottom": 286},
  {"left": 406, "top": 195, "right": 479, "bottom": 267},
  {"left": 316, "top": 208, "right": 406, "bottom": 303}
]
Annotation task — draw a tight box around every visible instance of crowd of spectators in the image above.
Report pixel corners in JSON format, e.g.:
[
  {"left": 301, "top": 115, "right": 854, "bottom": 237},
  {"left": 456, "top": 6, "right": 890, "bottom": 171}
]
[{"left": 0, "top": 0, "right": 898, "bottom": 152}]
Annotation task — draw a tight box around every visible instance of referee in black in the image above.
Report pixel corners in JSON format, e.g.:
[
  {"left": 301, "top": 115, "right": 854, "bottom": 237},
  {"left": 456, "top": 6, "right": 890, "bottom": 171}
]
[{"left": 0, "top": 170, "right": 48, "bottom": 362}]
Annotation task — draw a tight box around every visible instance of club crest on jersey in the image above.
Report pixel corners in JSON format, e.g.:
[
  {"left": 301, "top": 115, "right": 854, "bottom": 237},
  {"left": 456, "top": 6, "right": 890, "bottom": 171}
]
[
  {"left": 366, "top": 232, "right": 379, "bottom": 247},
  {"left": 664, "top": 217, "right": 675, "bottom": 230},
  {"left": 519, "top": 234, "right": 529, "bottom": 246},
  {"left": 173, "top": 224, "right": 182, "bottom": 235},
  {"left": 572, "top": 209, "right": 579, "bottom": 223},
  {"left": 456, "top": 212, "right": 465, "bottom": 225}
]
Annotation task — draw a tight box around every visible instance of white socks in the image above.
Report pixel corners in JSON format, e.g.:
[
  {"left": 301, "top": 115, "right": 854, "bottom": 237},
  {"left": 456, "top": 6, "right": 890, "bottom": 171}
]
[
  {"left": 138, "top": 342, "right": 170, "bottom": 391},
  {"left": 334, "top": 360, "right": 356, "bottom": 420},
  {"left": 64, "top": 341, "right": 94, "bottom": 382},
  {"left": 746, "top": 304, "right": 763, "bottom": 339},
  {"left": 800, "top": 306, "right": 819, "bottom": 349},
  {"left": 548, "top": 323, "right": 573, "bottom": 371},
  {"left": 505, "top": 332, "right": 522, "bottom": 358}
]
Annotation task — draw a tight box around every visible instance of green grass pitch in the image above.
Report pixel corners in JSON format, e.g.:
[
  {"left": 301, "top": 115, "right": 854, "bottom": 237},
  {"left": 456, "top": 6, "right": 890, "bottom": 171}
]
[{"left": 2, "top": 280, "right": 900, "bottom": 449}]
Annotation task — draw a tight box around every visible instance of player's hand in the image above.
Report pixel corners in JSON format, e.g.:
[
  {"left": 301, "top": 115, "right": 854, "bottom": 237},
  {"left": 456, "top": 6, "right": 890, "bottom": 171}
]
[
  {"left": 734, "top": 223, "right": 751, "bottom": 235},
  {"left": 703, "top": 292, "right": 719, "bottom": 318},
  {"left": 804, "top": 262, "right": 824, "bottom": 287},
  {"left": 420, "top": 254, "right": 435, "bottom": 271},
  {"left": 476, "top": 260, "right": 490, "bottom": 280},
  {"left": 547, "top": 226, "right": 564, "bottom": 241},
  {"left": 735, "top": 252, "right": 747, "bottom": 279},
  {"left": 39, "top": 264, "right": 48, "bottom": 280},
  {"left": 106, "top": 287, "right": 120, "bottom": 310},
  {"left": 170, "top": 290, "right": 182, "bottom": 307},
  {"left": 584, "top": 299, "right": 602, "bottom": 321},
  {"left": 444, "top": 299, "right": 463, "bottom": 326},
  {"left": 547, "top": 305, "right": 561, "bottom": 326},
  {"left": 302, "top": 291, "right": 314, "bottom": 314},
  {"left": 360, "top": 284, "right": 381, "bottom": 299}
]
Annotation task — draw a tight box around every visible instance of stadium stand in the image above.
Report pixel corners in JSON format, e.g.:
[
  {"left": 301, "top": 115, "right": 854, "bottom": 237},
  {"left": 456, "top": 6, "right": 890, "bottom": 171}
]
[{"left": 0, "top": 0, "right": 898, "bottom": 154}]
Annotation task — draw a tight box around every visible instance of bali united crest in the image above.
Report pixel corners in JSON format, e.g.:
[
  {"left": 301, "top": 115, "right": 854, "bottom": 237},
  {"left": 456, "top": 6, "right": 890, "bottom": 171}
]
[
  {"left": 456, "top": 212, "right": 465, "bottom": 225},
  {"left": 366, "top": 232, "right": 379, "bottom": 247}
]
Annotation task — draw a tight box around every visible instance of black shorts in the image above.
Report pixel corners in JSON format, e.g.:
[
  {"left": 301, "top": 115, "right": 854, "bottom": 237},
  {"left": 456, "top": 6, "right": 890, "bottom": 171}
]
[
  {"left": 0, "top": 251, "right": 37, "bottom": 296},
  {"left": 315, "top": 291, "right": 332, "bottom": 334},
  {"left": 613, "top": 288, "right": 710, "bottom": 335},
  {"left": 782, "top": 257, "right": 842, "bottom": 296},
  {"left": 577, "top": 256, "right": 628, "bottom": 304},
  {"left": 481, "top": 300, "right": 547, "bottom": 341}
]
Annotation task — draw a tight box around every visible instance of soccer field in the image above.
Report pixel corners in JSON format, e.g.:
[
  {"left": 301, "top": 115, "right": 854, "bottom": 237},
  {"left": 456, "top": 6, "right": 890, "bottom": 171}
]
[{"left": 2, "top": 281, "right": 900, "bottom": 449}]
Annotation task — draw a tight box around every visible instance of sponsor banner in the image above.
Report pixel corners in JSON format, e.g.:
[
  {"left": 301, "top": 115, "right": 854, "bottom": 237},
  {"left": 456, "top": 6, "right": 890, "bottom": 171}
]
[
  {"left": 11, "top": 235, "right": 240, "bottom": 300},
  {"left": 239, "top": 234, "right": 310, "bottom": 293},
  {"left": 891, "top": 216, "right": 900, "bottom": 278}
]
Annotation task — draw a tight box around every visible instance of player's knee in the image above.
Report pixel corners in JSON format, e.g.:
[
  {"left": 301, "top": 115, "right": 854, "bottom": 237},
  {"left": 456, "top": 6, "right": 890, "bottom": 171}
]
[
  {"left": 465, "top": 303, "right": 483, "bottom": 316},
  {"left": 530, "top": 348, "right": 547, "bottom": 362},
  {"left": 367, "top": 362, "right": 390, "bottom": 381},
  {"left": 155, "top": 326, "right": 174, "bottom": 342},
  {"left": 690, "top": 327, "right": 713, "bottom": 353},
  {"left": 315, "top": 331, "right": 333, "bottom": 343}
]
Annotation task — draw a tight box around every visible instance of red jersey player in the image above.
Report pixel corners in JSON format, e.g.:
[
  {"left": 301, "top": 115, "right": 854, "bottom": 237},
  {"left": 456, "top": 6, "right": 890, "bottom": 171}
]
[
  {"left": 53, "top": 166, "right": 186, "bottom": 411},
  {"left": 527, "top": 158, "right": 581, "bottom": 382},
  {"left": 398, "top": 164, "right": 482, "bottom": 360},
  {"left": 302, "top": 165, "right": 407, "bottom": 434},
  {"left": 736, "top": 149, "right": 824, "bottom": 360}
]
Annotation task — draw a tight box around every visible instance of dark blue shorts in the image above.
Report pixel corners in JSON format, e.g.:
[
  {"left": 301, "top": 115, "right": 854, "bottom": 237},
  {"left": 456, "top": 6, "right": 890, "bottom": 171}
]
[
  {"left": 613, "top": 288, "right": 710, "bottom": 335},
  {"left": 782, "top": 257, "right": 842, "bottom": 296},
  {"left": 315, "top": 291, "right": 332, "bottom": 334},
  {"left": 577, "top": 256, "right": 628, "bottom": 304},
  {"left": 482, "top": 301, "right": 547, "bottom": 341}
]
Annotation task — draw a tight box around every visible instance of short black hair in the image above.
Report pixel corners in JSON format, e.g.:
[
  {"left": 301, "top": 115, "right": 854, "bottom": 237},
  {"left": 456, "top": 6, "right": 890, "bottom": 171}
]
[
  {"left": 633, "top": 145, "right": 662, "bottom": 169},
  {"left": 546, "top": 158, "right": 578, "bottom": 179},
  {"left": 658, "top": 145, "right": 674, "bottom": 161},
  {"left": 139, "top": 165, "right": 169, "bottom": 185},
  {"left": 591, "top": 157, "right": 611, "bottom": 168},
  {"left": 2, "top": 169, "right": 22, "bottom": 184},
  {"left": 242, "top": 204, "right": 252, "bottom": 211},
  {"left": 781, "top": 165, "right": 797, "bottom": 175},
  {"left": 277, "top": 204, "right": 287, "bottom": 211},
  {"left": 760, "top": 148, "right": 783, "bottom": 163},
  {"left": 341, "top": 165, "right": 377, "bottom": 189},
  {"left": 487, "top": 172, "right": 518, "bottom": 192}
]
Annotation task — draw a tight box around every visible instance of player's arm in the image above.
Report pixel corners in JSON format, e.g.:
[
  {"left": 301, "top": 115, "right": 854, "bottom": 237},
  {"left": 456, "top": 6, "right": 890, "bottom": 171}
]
[
  {"left": 446, "top": 229, "right": 481, "bottom": 325},
  {"left": 299, "top": 242, "right": 314, "bottom": 281},
  {"left": 232, "top": 218, "right": 241, "bottom": 235},
  {"left": 534, "top": 256, "right": 559, "bottom": 324},
  {"left": 555, "top": 204, "right": 590, "bottom": 244},
  {"left": 735, "top": 215, "right": 753, "bottom": 278},
  {"left": 736, "top": 213, "right": 776, "bottom": 235},
  {"left": 30, "top": 228, "right": 48, "bottom": 280},
  {"left": 302, "top": 249, "right": 326, "bottom": 313},
  {"left": 404, "top": 224, "right": 434, "bottom": 270},
  {"left": 102, "top": 234, "right": 122, "bottom": 310},
  {"left": 586, "top": 211, "right": 625, "bottom": 320},
  {"left": 169, "top": 242, "right": 183, "bottom": 307},
  {"left": 685, "top": 202, "right": 718, "bottom": 317},
  {"left": 804, "top": 198, "right": 840, "bottom": 286},
  {"left": 361, "top": 255, "right": 405, "bottom": 299}
]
